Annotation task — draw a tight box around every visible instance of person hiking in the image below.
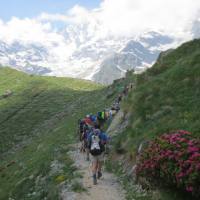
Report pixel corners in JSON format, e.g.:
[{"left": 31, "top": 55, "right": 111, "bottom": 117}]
[
  {"left": 78, "top": 119, "right": 85, "bottom": 142},
  {"left": 88, "top": 124, "right": 108, "bottom": 185},
  {"left": 123, "top": 85, "right": 129, "bottom": 96},
  {"left": 107, "top": 109, "right": 113, "bottom": 125},
  {"left": 111, "top": 102, "right": 120, "bottom": 113},
  {"left": 81, "top": 123, "right": 91, "bottom": 160},
  {"left": 117, "top": 93, "right": 123, "bottom": 103}
]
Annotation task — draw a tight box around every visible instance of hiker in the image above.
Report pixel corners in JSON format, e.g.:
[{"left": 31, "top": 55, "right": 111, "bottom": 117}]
[
  {"left": 111, "top": 102, "right": 120, "bottom": 112},
  {"left": 78, "top": 119, "right": 85, "bottom": 141},
  {"left": 107, "top": 109, "right": 113, "bottom": 125},
  {"left": 129, "top": 83, "right": 133, "bottom": 90},
  {"left": 81, "top": 123, "right": 91, "bottom": 161},
  {"left": 122, "top": 85, "right": 129, "bottom": 96},
  {"left": 88, "top": 124, "right": 109, "bottom": 185},
  {"left": 117, "top": 93, "right": 123, "bottom": 103}
]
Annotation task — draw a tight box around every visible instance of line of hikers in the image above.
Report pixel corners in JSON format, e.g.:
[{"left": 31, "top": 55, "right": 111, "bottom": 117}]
[{"left": 77, "top": 83, "right": 133, "bottom": 185}]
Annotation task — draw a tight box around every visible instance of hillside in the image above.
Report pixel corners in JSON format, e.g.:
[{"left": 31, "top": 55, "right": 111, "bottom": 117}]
[
  {"left": 122, "top": 38, "right": 200, "bottom": 147},
  {"left": 110, "top": 39, "right": 200, "bottom": 199},
  {"left": 0, "top": 68, "right": 114, "bottom": 199}
]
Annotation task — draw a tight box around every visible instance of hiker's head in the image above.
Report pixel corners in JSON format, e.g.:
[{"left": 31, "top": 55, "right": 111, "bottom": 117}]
[
  {"left": 94, "top": 123, "right": 100, "bottom": 129},
  {"left": 94, "top": 129, "right": 101, "bottom": 135}
]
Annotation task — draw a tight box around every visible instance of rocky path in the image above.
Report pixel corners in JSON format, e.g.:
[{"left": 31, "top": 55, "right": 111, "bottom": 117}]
[{"left": 62, "top": 144, "right": 126, "bottom": 200}]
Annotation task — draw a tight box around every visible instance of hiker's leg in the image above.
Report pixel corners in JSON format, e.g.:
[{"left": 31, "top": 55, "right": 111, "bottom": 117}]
[
  {"left": 92, "top": 160, "right": 98, "bottom": 174},
  {"left": 97, "top": 154, "right": 103, "bottom": 179},
  {"left": 85, "top": 141, "right": 89, "bottom": 161},
  {"left": 86, "top": 148, "right": 90, "bottom": 161},
  {"left": 91, "top": 156, "right": 98, "bottom": 184}
]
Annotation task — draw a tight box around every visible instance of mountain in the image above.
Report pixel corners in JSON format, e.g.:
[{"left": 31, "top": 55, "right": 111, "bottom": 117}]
[
  {"left": 0, "top": 41, "right": 51, "bottom": 74},
  {"left": 92, "top": 32, "right": 174, "bottom": 84},
  {"left": 0, "top": 30, "right": 175, "bottom": 84}
]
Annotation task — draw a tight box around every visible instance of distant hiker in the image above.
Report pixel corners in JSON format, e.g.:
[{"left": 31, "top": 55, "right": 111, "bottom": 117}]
[
  {"left": 130, "top": 83, "right": 133, "bottom": 89},
  {"left": 122, "top": 87, "right": 126, "bottom": 96},
  {"left": 123, "top": 85, "right": 129, "bottom": 96},
  {"left": 126, "top": 85, "right": 129, "bottom": 94},
  {"left": 111, "top": 102, "right": 120, "bottom": 112},
  {"left": 107, "top": 109, "right": 113, "bottom": 125},
  {"left": 104, "top": 109, "right": 110, "bottom": 120},
  {"left": 88, "top": 124, "right": 108, "bottom": 185},
  {"left": 117, "top": 93, "right": 123, "bottom": 103}
]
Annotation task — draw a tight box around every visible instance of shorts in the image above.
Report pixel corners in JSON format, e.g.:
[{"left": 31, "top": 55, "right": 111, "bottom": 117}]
[{"left": 91, "top": 153, "right": 104, "bottom": 162}]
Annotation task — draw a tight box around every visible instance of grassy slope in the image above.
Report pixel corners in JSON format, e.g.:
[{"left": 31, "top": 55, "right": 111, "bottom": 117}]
[
  {"left": 0, "top": 68, "right": 114, "bottom": 199},
  {"left": 111, "top": 39, "right": 200, "bottom": 199},
  {"left": 120, "top": 39, "right": 200, "bottom": 151}
]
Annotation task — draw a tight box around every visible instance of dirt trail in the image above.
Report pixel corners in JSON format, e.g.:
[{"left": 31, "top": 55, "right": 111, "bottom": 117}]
[{"left": 63, "top": 144, "right": 126, "bottom": 200}]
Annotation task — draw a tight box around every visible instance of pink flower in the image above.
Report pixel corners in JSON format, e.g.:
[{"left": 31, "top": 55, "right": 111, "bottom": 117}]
[
  {"left": 188, "top": 147, "right": 199, "bottom": 153},
  {"left": 186, "top": 186, "right": 193, "bottom": 192}
]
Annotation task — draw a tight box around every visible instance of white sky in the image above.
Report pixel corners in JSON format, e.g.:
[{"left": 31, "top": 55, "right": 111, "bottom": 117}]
[
  {"left": 0, "top": 0, "right": 200, "bottom": 45},
  {"left": 0, "top": 0, "right": 200, "bottom": 70}
]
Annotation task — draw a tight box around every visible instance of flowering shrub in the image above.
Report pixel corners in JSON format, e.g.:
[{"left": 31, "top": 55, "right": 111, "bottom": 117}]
[{"left": 136, "top": 130, "right": 200, "bottom": 197}]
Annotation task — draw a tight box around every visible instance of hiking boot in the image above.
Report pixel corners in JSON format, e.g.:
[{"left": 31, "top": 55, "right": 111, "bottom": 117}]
[
  {"left": 93, "top": 174, "right": 97, "bottom": 185},
  {"left": 97, "top": 171, "right": 102, "bottom": 179}
]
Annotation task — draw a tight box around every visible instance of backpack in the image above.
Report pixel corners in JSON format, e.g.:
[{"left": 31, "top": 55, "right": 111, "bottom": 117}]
[
  {"left": 97, "top": 111, "right": 105, "bottom": 121},
  {"left": 89, "top": 132, "right": 103, "bottom": 156}
]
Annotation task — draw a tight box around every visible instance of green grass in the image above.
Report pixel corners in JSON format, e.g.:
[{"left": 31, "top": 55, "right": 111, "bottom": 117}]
[
  {"left": 0, "top": 67, "right": 116, "bottom": 199},
  {"left": 109, "top": 39, "right": 200, "bottom": 199},
  {"left": 117, "top": 39, "right": 200, "bottom": 154}
]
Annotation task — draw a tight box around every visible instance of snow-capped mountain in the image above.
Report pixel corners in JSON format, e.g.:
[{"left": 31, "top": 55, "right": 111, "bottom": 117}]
[
  {"left": 0, "top": 29, "right": 175, "bottom": 84},
  {"left": 93, "top": 32, "right": 174, "bottom": 84},
  {"left": 0, "top": 41, "right": 51, "bottom": 75}
]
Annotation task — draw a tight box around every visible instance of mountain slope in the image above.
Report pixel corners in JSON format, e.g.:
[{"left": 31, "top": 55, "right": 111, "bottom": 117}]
[
  {"left": 92, "top": 31, "right": 174, "bottom": 84},
  {"left": 0, "top": 67, "right": 114, "bottom": 199},
  {"left": 106, "top": 38, "right": 200, "bottom": 199},
  {"left": 112, "top": 38, "right": 200, "bottom": 162}
]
